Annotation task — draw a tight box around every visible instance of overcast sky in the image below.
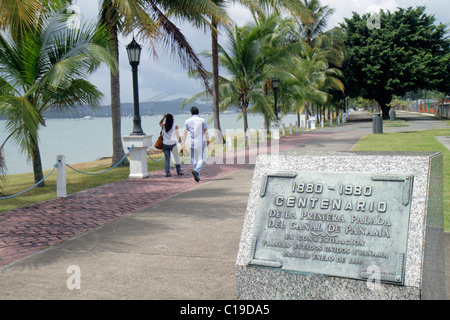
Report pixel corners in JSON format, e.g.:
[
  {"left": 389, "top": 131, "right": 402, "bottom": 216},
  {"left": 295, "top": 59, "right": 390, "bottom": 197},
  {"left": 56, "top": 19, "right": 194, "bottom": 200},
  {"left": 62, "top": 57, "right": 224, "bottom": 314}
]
[{"left": 73, "top": 0, "right": 450, "bottom": 105}]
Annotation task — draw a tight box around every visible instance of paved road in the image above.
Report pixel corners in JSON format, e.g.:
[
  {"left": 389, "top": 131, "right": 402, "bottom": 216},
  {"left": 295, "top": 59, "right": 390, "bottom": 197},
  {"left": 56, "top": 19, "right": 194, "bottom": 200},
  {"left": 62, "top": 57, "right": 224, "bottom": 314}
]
[{"left": 0, "top": 111, "right": 448, "bottom": 300}]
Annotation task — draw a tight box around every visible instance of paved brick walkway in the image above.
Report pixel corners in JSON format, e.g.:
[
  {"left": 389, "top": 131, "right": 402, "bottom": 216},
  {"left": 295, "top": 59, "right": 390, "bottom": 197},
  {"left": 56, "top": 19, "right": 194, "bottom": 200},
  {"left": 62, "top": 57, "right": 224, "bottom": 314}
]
[
  {"left": 0, "top": 163, "right": 243, "bottom": 267},
  {"left": 0, "top": 131, "right": 326, "bottom": 268}
]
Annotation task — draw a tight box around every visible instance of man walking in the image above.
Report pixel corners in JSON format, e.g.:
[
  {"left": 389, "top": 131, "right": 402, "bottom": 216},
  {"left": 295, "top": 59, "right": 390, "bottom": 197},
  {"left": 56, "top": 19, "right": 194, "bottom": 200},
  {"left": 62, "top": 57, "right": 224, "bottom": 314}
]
[{"left": 181, "top": 106, "right": 210, "bottom": 182}]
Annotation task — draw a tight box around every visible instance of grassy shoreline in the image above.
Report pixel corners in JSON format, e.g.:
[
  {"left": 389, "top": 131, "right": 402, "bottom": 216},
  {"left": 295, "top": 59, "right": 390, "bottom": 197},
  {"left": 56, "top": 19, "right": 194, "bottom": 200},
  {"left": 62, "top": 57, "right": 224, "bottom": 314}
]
[
  {"left": 0, "top": 155, "right": 165, "bottom": 213},
  {"left": 2, "top": 122, "right": 449, "bottom": 231},
  {"left": 0, "top": 133, "right": 256, "bottom": 213}
]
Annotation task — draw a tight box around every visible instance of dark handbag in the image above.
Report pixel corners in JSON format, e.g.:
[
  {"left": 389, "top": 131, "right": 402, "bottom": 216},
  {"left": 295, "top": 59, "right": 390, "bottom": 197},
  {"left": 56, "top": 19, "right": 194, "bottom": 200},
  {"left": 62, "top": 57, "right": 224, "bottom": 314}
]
[{"left": 154, "top": 131, "right": 163, "bottom": 149}]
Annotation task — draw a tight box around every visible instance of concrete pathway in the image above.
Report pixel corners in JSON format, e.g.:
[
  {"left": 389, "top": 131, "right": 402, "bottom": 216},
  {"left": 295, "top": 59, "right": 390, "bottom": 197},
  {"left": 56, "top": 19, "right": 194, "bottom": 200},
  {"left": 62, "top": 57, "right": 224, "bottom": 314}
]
[{"left": 0, "top": 111, "right": 448, "bottom": 300}]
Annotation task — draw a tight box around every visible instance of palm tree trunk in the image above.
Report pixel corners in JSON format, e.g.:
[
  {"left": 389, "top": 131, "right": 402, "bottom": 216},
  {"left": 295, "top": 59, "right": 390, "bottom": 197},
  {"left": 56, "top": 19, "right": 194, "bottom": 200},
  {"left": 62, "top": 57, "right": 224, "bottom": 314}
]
[
  {"left": 31, "top": 140, "right": 45, "bottom": 187},
  {"left": 110, "top": 27, "right": 128, "bottom": 167},
  {"left": 211, "top": 18, "right": 224, "bottom": 144},
  {"left": 264, "top": 116, "right": 270, "bottom": 134},
  {"left": 242, "top": 102, "right": 249, "bottom": 144},
  {"left": 317, "top": 105, "right": 320, "bottom": 123},
  {"left": 0, "top": 147, "right": 5, "bottom": 195}
]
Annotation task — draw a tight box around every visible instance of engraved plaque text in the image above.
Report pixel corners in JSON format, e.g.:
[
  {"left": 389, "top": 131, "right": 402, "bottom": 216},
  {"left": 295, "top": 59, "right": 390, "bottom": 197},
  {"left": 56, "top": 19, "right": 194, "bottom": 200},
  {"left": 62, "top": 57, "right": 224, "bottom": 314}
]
[{"left": 249, "top": 172, "right": 413, "bottom": 285}]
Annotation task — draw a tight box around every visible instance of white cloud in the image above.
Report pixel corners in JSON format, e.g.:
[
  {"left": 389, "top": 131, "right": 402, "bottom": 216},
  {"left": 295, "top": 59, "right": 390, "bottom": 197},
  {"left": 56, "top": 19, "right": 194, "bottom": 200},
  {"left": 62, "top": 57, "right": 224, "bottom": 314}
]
[
  {"left": 366, "top": 0, "right": 400, "bottom": 13},
  {"left": 322, "top": 0, "right": 449, "bottom": 28},
  {"left": 226, "top": 3, "right": 254, "bottom": 26}
]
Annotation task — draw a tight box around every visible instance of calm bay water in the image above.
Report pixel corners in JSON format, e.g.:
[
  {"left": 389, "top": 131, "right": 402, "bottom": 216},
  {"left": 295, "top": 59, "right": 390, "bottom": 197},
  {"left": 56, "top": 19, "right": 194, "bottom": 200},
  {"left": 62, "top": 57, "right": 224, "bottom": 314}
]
[{"left": 1, "top": 113, "right": 299, "bottom": 175}]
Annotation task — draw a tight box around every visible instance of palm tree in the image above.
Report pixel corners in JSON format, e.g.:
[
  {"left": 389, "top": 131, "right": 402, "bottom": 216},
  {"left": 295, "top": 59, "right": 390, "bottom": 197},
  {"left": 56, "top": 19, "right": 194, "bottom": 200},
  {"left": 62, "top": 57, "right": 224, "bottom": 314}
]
[
  {"left": 0, "top": 0, "right": 44, "bottom": 183},
  {"left": 98, "top": 0, "right": 220, "bottom": 166},
  {"left": 0, "top": 149, "right": 5, "bottom": 194},
  {"left": 249, "top": 11, "right": 309, "bottom": 131},
  {"left": 183, "top": 22, "right": 271, "bottom": 138},
  {"left": 278, "top": 44, "right": 344, "bottom": 124},
  {"left": 293, "top": 0, "right": 334, "bottom": 45},
  {"left": 0, "top": 5, "right": 117, "bottom": 186},
  {"left": 217, "top": 24, "right": 273, "bottom": 134},
  {"left": 289, "top": 0, "right": 346, "bottom": 67},
  {"left": 283, "top": 0, "right": 346, "bottom": 119},
  {"left": 98, "top": 0, "right": 153, "bottom": 167}
]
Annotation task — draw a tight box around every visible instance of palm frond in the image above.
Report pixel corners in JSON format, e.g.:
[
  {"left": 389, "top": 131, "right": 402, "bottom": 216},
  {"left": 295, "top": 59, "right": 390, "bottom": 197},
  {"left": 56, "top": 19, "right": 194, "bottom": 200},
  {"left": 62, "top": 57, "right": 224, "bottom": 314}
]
[
  {"left": 181, "top": 90, "right": 210, "bottom": 110},
  {"left": 0, "top": 96, "right": 41, "bottom": 158},
  {"left": 256, "top": 0, "right": 314, "bottom": 23},
  {"left": 157, "top": 0, "right": 231, "bottom": 29},
  {"left": 146, "top": 0, "right": 211, "bottom": 93},
  {"left": 0, "top": 0, "right": 43, "bottom": 39}
]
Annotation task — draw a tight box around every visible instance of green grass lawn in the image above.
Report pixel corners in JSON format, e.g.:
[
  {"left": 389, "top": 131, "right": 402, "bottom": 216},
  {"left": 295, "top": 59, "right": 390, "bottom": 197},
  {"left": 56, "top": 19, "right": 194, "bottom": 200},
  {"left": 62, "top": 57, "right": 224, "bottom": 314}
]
[
  {"left": 352, "top": 128, "right": 450, "bottom": 231},
  {"left": 0, "top": 156, "right": 165, "bottom": 212}
]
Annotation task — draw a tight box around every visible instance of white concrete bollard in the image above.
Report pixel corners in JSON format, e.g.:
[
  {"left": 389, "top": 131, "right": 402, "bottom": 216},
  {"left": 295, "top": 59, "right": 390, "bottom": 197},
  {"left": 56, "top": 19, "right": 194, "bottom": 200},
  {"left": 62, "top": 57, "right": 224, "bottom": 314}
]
[
  {"left": 123, "top": 135, "right": 152, "bottom": 179},
  {"left": 271, "top": 124, "right": 280, "bottom": 140},
  {"left": 259, "top": 128, "right": 266, "bottom": 142},
  {"left": 57, "top": 155, "right": 67, "bottom": 198}
]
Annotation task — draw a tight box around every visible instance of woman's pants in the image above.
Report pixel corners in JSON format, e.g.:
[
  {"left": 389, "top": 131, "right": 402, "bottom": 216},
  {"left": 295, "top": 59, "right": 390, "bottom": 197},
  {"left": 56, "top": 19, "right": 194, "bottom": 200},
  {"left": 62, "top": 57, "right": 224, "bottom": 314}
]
[{"left": 162, "top": 143, "right": 182, "bottom": 174}]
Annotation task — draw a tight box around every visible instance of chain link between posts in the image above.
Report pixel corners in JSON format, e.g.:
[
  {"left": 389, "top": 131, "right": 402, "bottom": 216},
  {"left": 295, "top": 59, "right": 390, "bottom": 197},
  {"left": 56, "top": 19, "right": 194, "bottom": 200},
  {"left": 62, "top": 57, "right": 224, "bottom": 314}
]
[{"left": 0, "top": 146, "right": 134, "bottom": 199}]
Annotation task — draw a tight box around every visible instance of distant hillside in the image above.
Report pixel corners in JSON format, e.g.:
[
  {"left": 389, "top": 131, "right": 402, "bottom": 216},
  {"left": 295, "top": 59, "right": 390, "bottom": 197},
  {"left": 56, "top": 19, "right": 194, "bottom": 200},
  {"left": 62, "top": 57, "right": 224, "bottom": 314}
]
[{"left": 0, "top": 98, "right": 212, "bottom": 119}]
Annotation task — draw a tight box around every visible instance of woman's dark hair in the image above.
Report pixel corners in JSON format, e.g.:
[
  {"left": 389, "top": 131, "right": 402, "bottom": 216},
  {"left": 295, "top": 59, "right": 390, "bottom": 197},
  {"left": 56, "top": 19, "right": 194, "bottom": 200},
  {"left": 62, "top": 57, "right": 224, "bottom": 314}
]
[{"left": 165, "top": 114, "right": 174, "bottom": 132}]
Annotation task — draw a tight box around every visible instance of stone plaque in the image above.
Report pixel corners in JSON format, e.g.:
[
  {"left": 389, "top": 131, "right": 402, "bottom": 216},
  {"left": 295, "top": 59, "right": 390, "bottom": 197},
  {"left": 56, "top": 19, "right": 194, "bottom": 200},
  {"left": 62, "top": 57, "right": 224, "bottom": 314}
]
[{"left": 248, "top": 171, "right": 414, "bottom": 285}]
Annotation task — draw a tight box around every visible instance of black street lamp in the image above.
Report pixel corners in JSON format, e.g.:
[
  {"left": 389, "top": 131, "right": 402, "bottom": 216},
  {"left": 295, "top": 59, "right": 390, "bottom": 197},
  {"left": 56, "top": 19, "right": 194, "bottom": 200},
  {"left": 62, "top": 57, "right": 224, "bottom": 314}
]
[
  {"left": 126, "top": 37, "right": 145, "bottom": 135},
  {"left": 272, "top": 78, "right": 279, "bottom": 121}
]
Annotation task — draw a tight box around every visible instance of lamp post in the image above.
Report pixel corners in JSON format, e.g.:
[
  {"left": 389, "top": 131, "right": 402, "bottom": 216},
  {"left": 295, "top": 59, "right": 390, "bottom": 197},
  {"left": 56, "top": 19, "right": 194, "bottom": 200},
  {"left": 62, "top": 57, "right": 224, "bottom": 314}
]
[
  {"left": 272, "top": 78, "right": 279, "bottom": 121},
  {"left": 123, "top": 37, "right": 151, "bottom": 179},
  {"left": 271, "top": 78, "right": 280, "bottom": 140},
  {"left": 126, "top": 37, "right": 144, "bottom": 135}
]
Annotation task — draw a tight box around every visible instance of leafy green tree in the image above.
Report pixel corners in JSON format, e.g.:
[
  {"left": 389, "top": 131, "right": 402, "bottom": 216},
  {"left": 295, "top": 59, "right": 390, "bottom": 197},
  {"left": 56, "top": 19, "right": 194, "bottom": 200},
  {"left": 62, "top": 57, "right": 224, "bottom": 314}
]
[
  {"left": 0, "top": 4, "right": 117, "bottom": 186},
  {"left": 216, "top": 18, "right": 310, "bottom": 135},
  {"left": 341, "top": 6, "right": 450, "bottom": 118}
]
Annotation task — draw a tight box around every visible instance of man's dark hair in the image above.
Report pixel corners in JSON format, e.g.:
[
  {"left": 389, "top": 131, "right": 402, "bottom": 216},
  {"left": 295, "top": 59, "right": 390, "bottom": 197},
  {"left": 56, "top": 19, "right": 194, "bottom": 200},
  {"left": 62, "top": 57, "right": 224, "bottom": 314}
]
[{"left": 190, "top": 106, "right": 199, "bottom": 115}]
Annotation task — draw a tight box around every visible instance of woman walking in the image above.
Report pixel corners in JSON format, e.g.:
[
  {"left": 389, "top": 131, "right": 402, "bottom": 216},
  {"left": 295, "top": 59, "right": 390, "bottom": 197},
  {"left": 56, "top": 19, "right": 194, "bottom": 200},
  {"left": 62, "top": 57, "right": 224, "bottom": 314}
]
[{"left": 159, "top": 114, "right": 183, "bottom": 177}]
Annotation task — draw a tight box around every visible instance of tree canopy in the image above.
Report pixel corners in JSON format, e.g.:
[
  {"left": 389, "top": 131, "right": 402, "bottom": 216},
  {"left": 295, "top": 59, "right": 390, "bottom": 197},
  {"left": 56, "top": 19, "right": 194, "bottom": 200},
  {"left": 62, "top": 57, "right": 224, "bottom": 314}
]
[{"left": 340, "top": 6, "right": 450, "bottom": 118}]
